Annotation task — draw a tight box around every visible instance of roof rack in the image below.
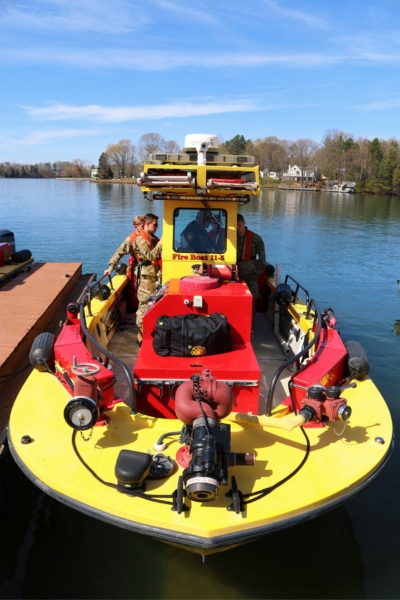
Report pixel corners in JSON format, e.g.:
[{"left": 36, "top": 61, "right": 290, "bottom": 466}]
[{"left": 148, "top": 153, "right": 255, "bottom": 166}]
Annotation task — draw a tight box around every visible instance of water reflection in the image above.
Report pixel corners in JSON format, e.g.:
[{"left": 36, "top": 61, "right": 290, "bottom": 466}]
[
  {"left": 1, "top": 455, "right": 366, "bottom": 600},
  {"left": 1, "top": 181, "right": 400, "bottom": 598}
]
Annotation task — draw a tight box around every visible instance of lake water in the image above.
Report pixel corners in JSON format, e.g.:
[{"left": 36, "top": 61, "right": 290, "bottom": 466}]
[{"left": 1, "top": 179, "right": 400, "bottom": 599}]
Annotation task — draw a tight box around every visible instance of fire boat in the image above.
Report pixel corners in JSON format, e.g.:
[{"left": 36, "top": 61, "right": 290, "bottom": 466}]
[{"left": 8, "top": 134, "right": 393, "bottom": 556}]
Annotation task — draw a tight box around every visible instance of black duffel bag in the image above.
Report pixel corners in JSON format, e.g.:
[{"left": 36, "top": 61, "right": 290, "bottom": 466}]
[{"left": 152, "top": 313, "right": 233, "bottom": 357}]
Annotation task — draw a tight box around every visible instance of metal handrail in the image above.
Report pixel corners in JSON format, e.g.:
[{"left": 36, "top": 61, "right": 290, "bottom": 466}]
[
  {"left": 265, "top": 298, "right": 322, "bottom": 416},
  {"left": 78, "top": 285, "right": 137, "bottom": 414},
  {"left": 284, "top": 274, "right": 310, "bottom": 306}
]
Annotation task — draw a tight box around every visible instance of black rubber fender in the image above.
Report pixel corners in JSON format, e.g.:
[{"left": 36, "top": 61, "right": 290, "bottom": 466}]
[
  {"left": 344, "top": 340, "right": 370, "bottom": 380},
  {"left": 12, "top": 249, "right": 32, "bottom": 263}
]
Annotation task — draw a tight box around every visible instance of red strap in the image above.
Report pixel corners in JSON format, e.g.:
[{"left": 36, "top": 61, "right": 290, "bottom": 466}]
[
  {"left": 242, "top": 230, "right": 253, "bottom": 261},
  {"left": 129, "top": 231, "right": 140, "bottom": 263},
  {"left": 210, "top": 178, "right": 246, "bottom": 183}
]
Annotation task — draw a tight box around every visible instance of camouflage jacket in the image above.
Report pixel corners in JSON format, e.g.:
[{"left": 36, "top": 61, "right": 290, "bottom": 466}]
[
  {"left": 237, "top": 228, "right": 266, "bottom": 279},
  {"left": 133, "top": 233, "right": 162, "bottom": 278},
  {"left": 107, "top": 234, "right": 136, "bottom": 272}
]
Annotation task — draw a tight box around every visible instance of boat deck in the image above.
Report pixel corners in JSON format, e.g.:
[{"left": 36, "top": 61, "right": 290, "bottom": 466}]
[
  {"left": 0, "top": 262, "right": 82, "bottom": 430},
  {"left": 109, "top": 311, "right": 290, "bottom": 413}
]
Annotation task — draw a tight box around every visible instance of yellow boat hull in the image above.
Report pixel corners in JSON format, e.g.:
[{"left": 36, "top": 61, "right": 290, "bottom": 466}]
[{"left": 8, "top": 367, "right": 393, "bottom": 554}]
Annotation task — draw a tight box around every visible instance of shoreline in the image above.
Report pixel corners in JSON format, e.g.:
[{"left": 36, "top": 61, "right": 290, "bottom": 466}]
[{"left": 90, "top": 178, "right": 137, "bottom": 184}]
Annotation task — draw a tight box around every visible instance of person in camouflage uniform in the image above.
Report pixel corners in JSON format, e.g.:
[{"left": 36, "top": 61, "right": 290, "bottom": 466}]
[
  {"left": 236, "top": 213, "right": 266, "bottom": 311},
  {"left": 133, "top": 213, "right": 162, "bottom": 344},
  {"left": 104, "top": 215, "right": 144, "bottom": 276}
]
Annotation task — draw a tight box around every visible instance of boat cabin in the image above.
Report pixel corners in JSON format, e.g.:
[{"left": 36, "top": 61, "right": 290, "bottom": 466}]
[
  {"left": 132, "top": 135, "right": 263, "bottom": 417},
  {"left": 138, "top": 134, "right": 260, "bottom": 283}
]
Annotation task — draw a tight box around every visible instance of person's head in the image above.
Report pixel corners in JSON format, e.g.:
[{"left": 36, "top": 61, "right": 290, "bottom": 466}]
[
  {"left": 237, "top": 213, "right": 246, "bottom": 236},
  {"left": 133, "top": 215, "right": 144, "bottom": 232},
  {"left": 143, "top": 213, "right": 159, "bottom": 234},
  {"left": 196, "top": 210, "right": 213, "bottom": 228}
]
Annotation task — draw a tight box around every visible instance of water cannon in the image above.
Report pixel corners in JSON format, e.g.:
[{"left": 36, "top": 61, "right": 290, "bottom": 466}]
[{"left": 175, "top": 370, "right": 255, "bottom": 502}]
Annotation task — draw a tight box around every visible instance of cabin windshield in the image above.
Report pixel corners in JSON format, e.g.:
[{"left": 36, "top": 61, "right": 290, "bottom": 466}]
[{"left": 173, "top": 208, "right": 227, "bottom": 253}]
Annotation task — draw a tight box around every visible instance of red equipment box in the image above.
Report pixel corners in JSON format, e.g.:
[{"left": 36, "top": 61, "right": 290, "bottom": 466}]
[{"left": 0, "top": 243, "right": 12, "bottom": 267}]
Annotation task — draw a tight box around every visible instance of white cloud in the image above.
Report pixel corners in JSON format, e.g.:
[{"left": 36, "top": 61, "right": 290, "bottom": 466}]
[
  {"left": 3, "top": 47, "right": 342, "bottom": 70},
  {"left": 22, "top": 99, "right": 263, "bottom": 122},
  {"left": 1, "top": 128, "right": 102, "bottom": 146},
  {"left": 0, "top": 0, "right": 147, "bottom": 34},
  {"left": 355, "top": 51, "right": 400, "bottom": 63},
  {"left": 151, "top": 0, "right": 220, "bottom": 25},
  {"left": 262, "top": 0, "right": 326, "bottom": 27},
  {"left": 356, "top": 97, "right": 400, "bottom": 110}
]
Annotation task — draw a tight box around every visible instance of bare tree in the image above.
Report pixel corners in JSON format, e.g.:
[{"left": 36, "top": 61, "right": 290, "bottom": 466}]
[
  {"left": 136, "top": 133, "right": 181, "bottom": 162},
  {"left": 72, "top": 158, "right": 90, "bottom": 177},
  {"left": 289, "top": 138, "right": 319, "bottom": 183},
  {"left": 165, "top": 139, "right": 181, "bottom": 153},
  {"left": 247, "top": 136, "right": 289, "bottom": 175},
  {"left": 137, "top": 133, "right": 166, "bottom": 162},
  {"left": 106, "top": 139, "right": 136, "bottom": 177}
]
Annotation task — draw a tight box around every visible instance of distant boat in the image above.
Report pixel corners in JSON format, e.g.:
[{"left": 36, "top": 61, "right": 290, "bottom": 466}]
[{"left": 327, "top": 184, "right": 355, "bottom": 194}]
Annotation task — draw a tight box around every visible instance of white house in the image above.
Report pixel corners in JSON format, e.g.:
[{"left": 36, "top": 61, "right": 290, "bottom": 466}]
[
  {"left": 91, "top": 168, "right": 98, "bottom": 178},
  {"left": 282, "top": 164, "right": 317, "bottom": 182},
  {"left": 260, "top": 171, "right": 280, "bottom": 180}
]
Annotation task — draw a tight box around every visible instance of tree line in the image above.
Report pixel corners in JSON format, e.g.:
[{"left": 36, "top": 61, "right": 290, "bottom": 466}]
[
  {"left": 223, "top": 131, "right": 400, "bottom": 195},
  {"left": 2, "top": 130, "right": 400, "bottom": 195},
  {"left": 0, "top": 159, "right": 93, "bottom": 179}
]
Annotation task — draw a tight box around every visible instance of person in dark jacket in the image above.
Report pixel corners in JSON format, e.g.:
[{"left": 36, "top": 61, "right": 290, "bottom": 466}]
[
  {"left": 180, "top": 210, "right": 215, "bottom": 252},
  {"left": 236, "top": 213, "right": 266, "bottom": 309}
]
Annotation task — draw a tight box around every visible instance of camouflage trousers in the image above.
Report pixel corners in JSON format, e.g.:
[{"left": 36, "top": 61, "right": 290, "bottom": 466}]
[
  {"left": 136, "top": 275, "right": 157, "bottom": 342},
  {"left": 238, "top": 261, "right": 260, "bottom": 315},
  {"left": 241, "top": 276, "right": 258, "bottom": 299},
  {"left": 244, "top": 277, "right": 259, "bottom": 315}
]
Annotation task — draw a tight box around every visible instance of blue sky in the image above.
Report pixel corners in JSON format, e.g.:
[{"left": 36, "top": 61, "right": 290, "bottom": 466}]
[{"left": 1, "top": 0, "right": 400, "bottom": 164}]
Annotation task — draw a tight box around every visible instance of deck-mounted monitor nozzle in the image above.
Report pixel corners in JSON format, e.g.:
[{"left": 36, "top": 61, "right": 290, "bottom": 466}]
[{"left": 174, "top": 370, "right": 255, "bottom": 502}]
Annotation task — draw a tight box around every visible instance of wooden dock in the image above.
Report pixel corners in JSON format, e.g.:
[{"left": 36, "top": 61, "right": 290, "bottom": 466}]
[{"left": 0, "top": 262, "right": 82, "bottom": 431}]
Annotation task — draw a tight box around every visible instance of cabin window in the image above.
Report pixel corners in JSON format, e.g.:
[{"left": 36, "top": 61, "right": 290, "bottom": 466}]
[{"left": 173, "top": 208, "right": 227, "bottom": 253}]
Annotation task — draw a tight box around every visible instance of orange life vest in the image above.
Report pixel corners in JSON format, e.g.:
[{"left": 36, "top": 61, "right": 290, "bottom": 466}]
[
  {"left": 135, "top": 231, "right": 161, "bottom": 269},
  {"left": 129, "top": 230, "right": 141, "bottom": 265},
  {"left": 241, "top": 230, "right": 254, "bottom": 261}
]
